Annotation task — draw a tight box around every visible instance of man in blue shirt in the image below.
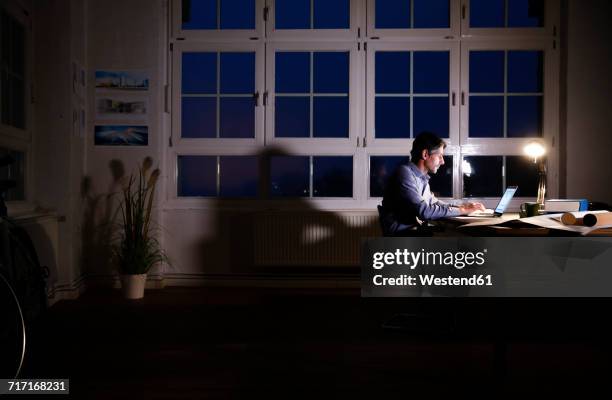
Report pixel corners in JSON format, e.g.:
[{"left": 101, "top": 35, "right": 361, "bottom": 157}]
[{"left": 380, "top": 132, "right": 485, "bottom": 236}]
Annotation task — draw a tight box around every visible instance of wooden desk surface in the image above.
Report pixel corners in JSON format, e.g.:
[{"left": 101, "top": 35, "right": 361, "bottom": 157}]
[{"left": 445, "top": 213, "right": 612, "bottom": 237}]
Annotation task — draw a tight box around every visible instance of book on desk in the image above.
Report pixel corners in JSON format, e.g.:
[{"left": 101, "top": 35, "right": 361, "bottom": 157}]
[{"left": 544, "top": 199, "right": 589, "bottom": 212}]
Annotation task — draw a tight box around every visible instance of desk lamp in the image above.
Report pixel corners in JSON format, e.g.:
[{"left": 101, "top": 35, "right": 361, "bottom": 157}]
[{"left": 523, "top": 141, "right": 546, "bottom": 206}]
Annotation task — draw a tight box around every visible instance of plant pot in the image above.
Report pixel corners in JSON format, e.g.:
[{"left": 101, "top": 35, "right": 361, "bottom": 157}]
[{"left": 121, "top": 273, "right": 147, "bottom": 299}]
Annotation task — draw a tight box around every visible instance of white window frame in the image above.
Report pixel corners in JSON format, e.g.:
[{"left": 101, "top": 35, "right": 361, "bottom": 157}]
[
  {"left": 171, "top": 0, "right": 265, "bottom": 41},
  {"left": 266, "top": 0, "right": 364, "bottom": 41},
  {"left": 459, "top": 39, "right": 559, "bottom": 204},
  {"left": 265, "top": 41, "right": 362, "bottom": 153},
  {"left": 171, "top": 41, "right": 265, "bottom": 151},
  {"left": 365, "top": 40, "right": 461, "bottom": 150},
  {"left": 166, "top": 0, "right": 560, "bottom": 211},
  {"left": 460, "top": 0, "right": 559, "bottom": 39},
  {"left": 366, "top": 0, "right": 461, "bottom": 39}
]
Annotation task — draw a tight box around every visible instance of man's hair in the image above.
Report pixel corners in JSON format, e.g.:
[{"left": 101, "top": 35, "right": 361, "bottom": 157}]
[{"left": 410, "top": 131, "right": 447, "bottom": 162}]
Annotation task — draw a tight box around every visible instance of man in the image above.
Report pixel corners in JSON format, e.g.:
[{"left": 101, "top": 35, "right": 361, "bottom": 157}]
[{"left": 380, "top": 132, "right": 485, "bottom": 236}]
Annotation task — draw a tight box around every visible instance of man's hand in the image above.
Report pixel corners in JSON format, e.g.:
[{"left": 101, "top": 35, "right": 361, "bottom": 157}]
[{"left": 458, "top": 202, "right": 486, "bottom": 215}]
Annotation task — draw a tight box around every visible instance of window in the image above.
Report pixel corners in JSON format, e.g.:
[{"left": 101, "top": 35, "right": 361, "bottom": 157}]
[
  {"left": 468, "top": 49, "right": 543, "bottom": 138},
  {"left": 462, "top": 155, "right": 541, "bottom": 197},
  {"left": 274, "top": 51, "right": 349, "bottom": 138},
  {"left": 469, "top": 0, "right": 544, "bottom": 28},
  {"left": 169, "top": 0, "right": 559, "bottom": 208},
  {"left": 0, "top": 147, "right": 25, "bottom": 201},
  {"left": 1, "top": 7, "right": 26, "bottom": 130},
  {"left": 0, "top": 2, "right": 30, "bottom": 203}
]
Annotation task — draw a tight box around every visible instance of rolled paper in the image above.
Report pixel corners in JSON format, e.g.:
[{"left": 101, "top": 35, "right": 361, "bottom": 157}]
[
  {"left": 560, "top": 210, "right": 609, "bottom": 226},
  {"left": 583, "top": 211, "right": 612, "bottom": 227},
  {"left": 561, "top": 211, "right": 586, "bottom": 225}
]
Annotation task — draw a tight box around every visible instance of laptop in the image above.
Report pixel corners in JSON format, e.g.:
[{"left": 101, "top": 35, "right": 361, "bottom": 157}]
[{"left": 468, "top": 186, "right": 518, "bottom": 217}]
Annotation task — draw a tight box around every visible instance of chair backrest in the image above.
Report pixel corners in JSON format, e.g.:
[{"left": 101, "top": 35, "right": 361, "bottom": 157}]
[{"left": 376, "top": 205, "right": 389, "bottom": 236}]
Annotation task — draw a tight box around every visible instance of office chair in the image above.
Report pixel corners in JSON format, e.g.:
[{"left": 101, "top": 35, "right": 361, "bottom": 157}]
[{"left": 377, "top": 205, "right": 438, "bottom": 237}]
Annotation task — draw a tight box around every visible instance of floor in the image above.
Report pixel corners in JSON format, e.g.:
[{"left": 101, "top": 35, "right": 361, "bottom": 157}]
[{"left": 19, "top": 287, "right": 612, "bottom": 399}]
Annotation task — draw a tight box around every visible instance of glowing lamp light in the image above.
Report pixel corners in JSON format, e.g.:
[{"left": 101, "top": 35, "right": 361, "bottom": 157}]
[
  {"left": 462, "top": 160, "right": 473, "bottom": 177},
  {"left": 523, "top": 141, "right": 546, "bottom": 163},
  {"left": 523, "top": 141, "right": 547, "bottom": 206}
]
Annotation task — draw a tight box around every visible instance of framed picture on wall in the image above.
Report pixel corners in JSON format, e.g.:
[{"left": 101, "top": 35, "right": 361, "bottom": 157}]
[{"left": 94, "top": 125, "right": 148, "bottom": 146}]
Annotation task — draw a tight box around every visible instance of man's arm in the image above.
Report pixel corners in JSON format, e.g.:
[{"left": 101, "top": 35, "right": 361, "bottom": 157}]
[{"left": 397, "top": 166, "right": 460, "bottom": 220}]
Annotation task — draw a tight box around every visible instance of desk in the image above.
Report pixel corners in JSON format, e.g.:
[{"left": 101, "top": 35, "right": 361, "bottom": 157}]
[{"left": 445, "top": 213, "right": 612, "bottom": 236}]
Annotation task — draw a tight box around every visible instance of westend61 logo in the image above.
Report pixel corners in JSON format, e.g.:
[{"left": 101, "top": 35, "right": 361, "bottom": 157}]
[{"left": 372, "top": 248, "right": 488, "bottom": 270}]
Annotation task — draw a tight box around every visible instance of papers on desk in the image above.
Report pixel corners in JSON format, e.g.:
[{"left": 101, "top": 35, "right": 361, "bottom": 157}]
[
  {"left": 451, "top": 214, "right": 519, "bottom": 227},
  {"left": 512, "top": 213, "right": 612, "bottom": 235},
  {"left": 451, "top": 212, "right": 612, "bottom": 235}
]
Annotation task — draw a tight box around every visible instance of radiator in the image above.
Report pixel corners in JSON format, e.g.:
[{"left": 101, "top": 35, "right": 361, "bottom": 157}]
[{"left": 254, "top": 211, "right": 380, "bottom": 266}]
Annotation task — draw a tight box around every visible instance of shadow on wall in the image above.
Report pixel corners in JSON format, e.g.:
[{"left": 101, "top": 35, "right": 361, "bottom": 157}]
[
  {"left": 195, "top": 146, "right": 380, "bottom": 276},
  {"left": 80, "top": 159, "right": 125, "bottom": 277}
]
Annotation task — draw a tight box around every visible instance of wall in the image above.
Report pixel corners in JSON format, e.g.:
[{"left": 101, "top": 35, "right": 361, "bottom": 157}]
[
  {"left": 565, "top": 0, "right": 612, "bottom": 204},
  {"left": 33, "top": 0, "right": 84, "bottom": 296}
]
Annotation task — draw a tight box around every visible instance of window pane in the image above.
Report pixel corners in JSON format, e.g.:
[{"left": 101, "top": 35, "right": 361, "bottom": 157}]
[
  {"left": 507, "top": 96, "right": 542, "bottom": 137},
  {"left": 275, "top": 97, "right": 310, "bottom": 137},
  {"left": 413, "top": 97, "right": 449, "bottom": 138},
  {"left": 470, "top": 51, "right": 504, "bottom": 93},
  {"left": 508, "top": 0, "right": 544, "bottom": 27},
  {"left": 375, "top": 97, "right": 410, "bottom": 138},
  {"left": 219, "top": 156, "right": 258, "bottom": 197},
  {"left": 313, "top": 156, "right": 353, "bottom": 197},
  {"left": 414, "top": 51, "right": 449, "bottom": 94},
  {"left": 369, "top": 156, "right": 408, "bottom": 197},
  {"left": 313, "top": 97, "right": 348, "bottom": 138},
  {"left": 414, "top": 0, "right": 450, "bottom": 29},
  {"left": 220, "top": 0, "right": 255, "bottom": 29},
  {"left": 0, "top": 11, "right": 25, "bottom": 130},
  {"left": 182, "top": 52, "right": 216, "bottom": 94},
  {"left": 270, "top": 156, "right": 309, "bottom": 197},
  {"left": 220, "top": 98, "right": 254, "bottom": 138},
  {"left": 313, "top": 52, "right": 349, "bottom": 94},
  {"left": 508, "top": 51, "right": 543, "bottom": 93},
  {"left": 182, "top": 0, "right": 216, "bottom": 30},
  {"left": 0, "top": 147, "right": 25, "bottom": 201},
  {"left": 376, "top": 52, "right": 410, "bottom": 94},
  {"left": 429, "top": 156, "right": 453, "bottom": 197},
  {"left": 469, "top": 96, "right": 503, "bottom": 137},
  {"left": 275, "top": 0, "right": 310, "bottom": 29},
  {"left": 463, "top": 156, "right": 503, "bottom": 197},
  {"left": 314, "top": 0, "right": 350, "bottom": 29},
  {"left": 220, "top": 52, "right": 255, "bottom": 94},
  {"left": 177, "top": 155, "right": 216, "bottom": 197},
  {"left": 506, "top": 156, "right": 541, "bottom": 197},
  {"left": 375, "top": 0, "right": 410, "bottom": 29},
  {"left": 276, "top": 52, "right": 310, "bottom": 93},
  {"left": 470, "top": 0, "right": 504, "bottom": 28},
  {"left": 182, "top": 97, "right": 216, "bottom": 138}
]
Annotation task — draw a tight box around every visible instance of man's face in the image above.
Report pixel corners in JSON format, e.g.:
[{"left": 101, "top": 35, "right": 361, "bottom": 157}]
[{"left": 423, "top": 146, "right": 445, "bottom": 174}]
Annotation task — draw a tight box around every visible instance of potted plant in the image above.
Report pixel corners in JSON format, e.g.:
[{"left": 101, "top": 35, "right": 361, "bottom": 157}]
[{"left": 113, "top": 157, "right": 166, "bottom": 299}]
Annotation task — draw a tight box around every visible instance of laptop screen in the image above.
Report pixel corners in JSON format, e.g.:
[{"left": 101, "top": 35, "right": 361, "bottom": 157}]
[{"left": 494, "top": 186, "right": 518, "bottom": 214}]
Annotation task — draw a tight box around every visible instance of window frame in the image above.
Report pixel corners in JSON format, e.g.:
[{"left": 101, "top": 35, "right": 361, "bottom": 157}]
[
  {"left": 366, "top": 0, "right": 461, "bottom": 39},
  {"left": 461, "top": 0, "right": 560, "bottom": 38},
  {"left": 365, "top": 40, "right": 461, "bottom": 149},
  {"left": 166, "top": 0, "right": 560, "bottom": 211},
  {"left": 171, "top": 41, "right": 266, "bottom": 150},
  {"left": 266, "top": 0, "right": 364, "bottom": 42},
  {"left": 171, "top": 0, "right": 265, "bottom": 41},
  {"left": 459, "top": 39, "right": 559, "bottom": 203},
  {"left": 265, "top": 41, "right": 362, "bottom": 153}
]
